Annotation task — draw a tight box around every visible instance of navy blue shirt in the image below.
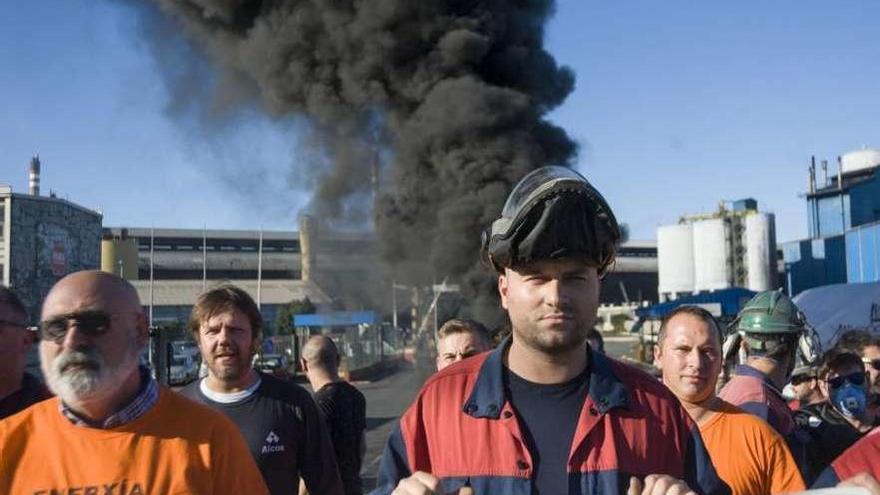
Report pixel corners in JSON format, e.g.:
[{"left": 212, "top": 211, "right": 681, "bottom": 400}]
[
  {"left": 504, "top": 367, "right": 590, "bottom": 495},
  {"left": 181, "top": 372, "right": 343, "bottom": 495}
]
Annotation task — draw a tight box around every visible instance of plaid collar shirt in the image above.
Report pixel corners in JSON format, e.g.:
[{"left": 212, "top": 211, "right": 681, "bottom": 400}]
[{"left": 59, "top": 365, "right": 159, "bottom": 429}]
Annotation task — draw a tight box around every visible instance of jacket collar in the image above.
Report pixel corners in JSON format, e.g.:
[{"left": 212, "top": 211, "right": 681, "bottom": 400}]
[
  {"left": 462, "top": 336, "right": 629, "bottom": 419},
  {"left": 735, "top": 364, "right": 785, "bottom": 397}
]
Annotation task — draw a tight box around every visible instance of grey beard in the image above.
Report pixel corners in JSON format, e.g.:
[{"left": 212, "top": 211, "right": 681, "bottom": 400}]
[{"left": 43, "top": 346, "right": 137, "bottom": 404}]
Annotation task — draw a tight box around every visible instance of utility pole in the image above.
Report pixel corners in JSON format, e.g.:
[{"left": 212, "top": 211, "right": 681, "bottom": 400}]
[{"left": 256, "top": 230, "right": 263, "bottom": 310}]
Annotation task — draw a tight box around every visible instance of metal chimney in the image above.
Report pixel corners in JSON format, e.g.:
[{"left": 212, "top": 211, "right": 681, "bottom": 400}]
[
  {"left": 298, "top": 214, "right": 317, "bottom": 282},
  {"left": 28, "top": 155, "right": 40, "bottom": 196}
]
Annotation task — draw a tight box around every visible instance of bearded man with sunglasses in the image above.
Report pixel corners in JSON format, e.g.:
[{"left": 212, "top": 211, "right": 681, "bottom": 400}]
[
  {"left": 796, "top": 349, "right": 878, "bottom": 482},
  {"left": 0, "top": 271, "right": 269, "bottom": 494}
]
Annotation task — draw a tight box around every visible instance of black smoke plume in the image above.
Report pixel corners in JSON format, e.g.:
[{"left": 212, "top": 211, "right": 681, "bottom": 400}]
[{"left": 128, "top": 0, "right": 577, "bottom": 324}]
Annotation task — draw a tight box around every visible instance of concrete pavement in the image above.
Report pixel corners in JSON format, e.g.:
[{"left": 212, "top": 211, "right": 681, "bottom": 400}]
[{"left": 358, "top": 361, "right": 433, "bottom": 492}]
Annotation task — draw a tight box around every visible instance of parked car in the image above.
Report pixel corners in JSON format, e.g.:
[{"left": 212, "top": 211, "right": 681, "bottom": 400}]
[
  {"left": 169, "top": 354, "right": 199, "bottom": 385},
  {"left": 256, "top": 353, "right": 292, "bottom": 379}
]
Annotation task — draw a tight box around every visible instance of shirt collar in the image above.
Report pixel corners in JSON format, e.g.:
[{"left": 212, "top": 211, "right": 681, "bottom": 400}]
[
  {"left": 199, "top": 374, "right": 262, "bottom": 404},
  {"left": 463, "top": 336, "right": 629, "bottom": 419},
  {"left": 60, "top": 365, "right": 159, "bottom": 429},
  {"left": 735, "top": 363, "right": 773, "bottom": 383},
  {"left": 735, "top": 364, "right": 785, "bottom": 397}
]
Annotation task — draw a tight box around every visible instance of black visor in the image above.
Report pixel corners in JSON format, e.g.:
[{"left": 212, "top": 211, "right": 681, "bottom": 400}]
[{"left": 482, "top": 166, "right": 620, "bottom": 273}]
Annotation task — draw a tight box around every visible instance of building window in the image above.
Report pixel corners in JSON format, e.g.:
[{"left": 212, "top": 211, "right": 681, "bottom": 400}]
[{"left": 815, "top": 195, "right": 851, "bottom": 238}]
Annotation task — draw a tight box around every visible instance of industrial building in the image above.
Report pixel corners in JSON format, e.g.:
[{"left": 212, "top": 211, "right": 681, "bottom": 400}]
[
  {"left": 783, "top": 148, "right": 880, "bottom": 295},
  {"left": 657, "top": 198, "right": 778, "bottom": 302},
  {"left": 600, "top": 240, "right": 658, "bottom": 305},
  {"left": 1, "top": 156, "right": 102, "bottom": 321},
  {"left": 101, "top": 216, "right": 381, "bottom": 332}
]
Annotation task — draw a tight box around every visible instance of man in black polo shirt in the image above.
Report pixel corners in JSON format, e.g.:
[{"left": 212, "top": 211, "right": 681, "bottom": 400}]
[
  {"left": 301, "top": 335, "right": 367, "bottom": 495},
  {"left": 0, "top": 285, "right": 50, "bottom": 419},
  {"left": 181, "top": 285, "right": 343, "bottom": 495}
]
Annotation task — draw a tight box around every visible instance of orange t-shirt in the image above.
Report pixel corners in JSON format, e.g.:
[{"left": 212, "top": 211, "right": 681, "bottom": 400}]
[
  {"left": 700, "top": 400, "right": 805, "bottom": 495},
  {"left": 0, "top": 387, "right": 269, "bottom": 495}
]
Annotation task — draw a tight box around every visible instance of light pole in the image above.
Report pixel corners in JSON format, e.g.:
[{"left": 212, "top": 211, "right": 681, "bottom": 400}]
[
  {"left": 391, "top": 281, "right": 410, "bottom": 330},
  {"left": 430, "top": 280, "right": 460, "bottom": 339}
]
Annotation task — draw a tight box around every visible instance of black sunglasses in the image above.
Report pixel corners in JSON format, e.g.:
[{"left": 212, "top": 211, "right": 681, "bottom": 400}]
[
  {"left": 862, "top": 358, "right": 880, "bottom": 372},
  {"left": 827, "top": 371, "right": 867, "bottom": 389},
  {"left": 39, "top": 310, "right": 114, "bottom": 343}
]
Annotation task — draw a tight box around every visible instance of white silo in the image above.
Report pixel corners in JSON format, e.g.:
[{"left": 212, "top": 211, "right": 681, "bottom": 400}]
[
  {"left": 744, "top": 213, "right": 777, "bottom": 291},
  {"left": 693, "top": 218, "right": 731, "bottom": 291},
  {"left": 841, "top": 149, "right": 880, "bottom": 175},
  {"left": 658, "top": 223, "right": 695, "bottom": 298}
]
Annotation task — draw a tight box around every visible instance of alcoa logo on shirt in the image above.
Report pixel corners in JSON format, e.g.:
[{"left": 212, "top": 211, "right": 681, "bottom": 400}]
[{"left": 262, "top": 431, "right": 285, "bottom": 454}]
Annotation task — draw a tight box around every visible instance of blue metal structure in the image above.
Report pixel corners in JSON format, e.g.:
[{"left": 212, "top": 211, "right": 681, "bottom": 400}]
[
  {"left": 635, "top": 287, "right": 757, "bottom": 319},
  {"left": 294, "top": 311, "right": 376, "bottom": 327},
  {"left": 846, "top": 221, "right": 880, "bottom": 284},
  {"left": 807, "top": 164, "right": 880, "bottom": 238},
  {"left": 782, "top": 236, "right": 848, "bottom": 296}
]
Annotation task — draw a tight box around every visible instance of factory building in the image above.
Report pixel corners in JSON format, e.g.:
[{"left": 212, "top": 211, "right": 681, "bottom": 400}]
[
  {"left": 101, "top": 216, "right": 381, "bottom": 332},
  {"left": 783, "top": 149, "right": 880, "bottom": 295},
  {"left": 600, "top": 240, "right": 659, "bottom": 305},
  {"left": 807, "top": 149, "right": 880, "bottom": 238},
  {"left": 1, "top": 156, "right": 102, "bottom": 321},
  {"left": 658, "top": 199, "right": 777, "bottom": 302}
]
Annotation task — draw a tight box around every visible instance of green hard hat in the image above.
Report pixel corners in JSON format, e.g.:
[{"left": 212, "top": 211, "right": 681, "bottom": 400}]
[{"left": 736, "top": 290, "right": 806, "bottom": 335}]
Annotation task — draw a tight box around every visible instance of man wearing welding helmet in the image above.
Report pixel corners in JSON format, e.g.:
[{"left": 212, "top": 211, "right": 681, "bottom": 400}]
[{"left": 373, "top": 166, "right": 729, "bottom": 495}]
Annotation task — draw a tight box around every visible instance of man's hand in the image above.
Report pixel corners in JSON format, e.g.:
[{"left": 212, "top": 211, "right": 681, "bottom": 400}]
[
  {"left": 392, "top": 471, "right": 474, "bottom": 495},
  {"left": 628, "top": 475, "right": 697, "bottom": 495},
  {"left": 838, "top": 473, "right": 880, "bottom": 495}
]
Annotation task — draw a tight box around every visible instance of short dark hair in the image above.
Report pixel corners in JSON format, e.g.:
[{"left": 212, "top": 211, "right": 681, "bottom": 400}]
[
  {"left": 438, "top": 318, "right": 489, "bottom": 344},
  {"left": 819, "top": 349, "right": 865, "bottom": 380},
  {"left": 586, "top": 328, "right": 604, "bottom": 353},
  {"left": 658, "top": 306, "right": 722, "bottom": 347},
  {"left": 0, "top": 285, "right": 27, "bottom": 322},
  {"left": 835, "top": 329, "right": 880, "bottom": 355},
  {"left": 188, "top": 284, "right": 262, "bottom": 340}
]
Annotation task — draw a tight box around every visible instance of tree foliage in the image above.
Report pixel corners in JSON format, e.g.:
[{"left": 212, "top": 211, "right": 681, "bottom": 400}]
[{"left": 274, "top": 297, "right": 317, "bottom": 335}]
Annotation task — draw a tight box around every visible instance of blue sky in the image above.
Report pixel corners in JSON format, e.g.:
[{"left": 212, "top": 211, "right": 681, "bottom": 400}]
[{"left": 2, "top": 1, "right": 879, "bottom": 243}]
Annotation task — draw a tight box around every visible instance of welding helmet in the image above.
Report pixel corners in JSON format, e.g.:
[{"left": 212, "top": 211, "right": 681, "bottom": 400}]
[
  {"left": 733, "top": 290, "right": 821, "bottom": 365},
  {"left": 480, "top": 166, "right": 620, "bottom": 274}
]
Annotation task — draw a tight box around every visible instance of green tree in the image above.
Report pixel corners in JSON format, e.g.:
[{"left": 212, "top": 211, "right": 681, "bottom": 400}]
[{"left": 274, "top": 297, "right": 317, "bottom": 335}]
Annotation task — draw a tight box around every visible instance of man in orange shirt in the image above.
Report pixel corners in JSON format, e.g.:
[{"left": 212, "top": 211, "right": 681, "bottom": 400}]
[
  {"left": 0, "top": 271, "right": 268, "bottom": 494},
  {"left": 654, "top": 305, "right": 805, "bottom": 495}
]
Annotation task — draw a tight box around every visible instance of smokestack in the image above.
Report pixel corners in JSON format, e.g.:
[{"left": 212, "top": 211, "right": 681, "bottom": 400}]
[
  {"left": 28, "top": 155, "right": 40, "bottom": 196},
  {"left": 299, "top": 214, "right": 317, "bottom": 283},
  {"left": 821, "top": 160, "right": 828, "bottom": 187}
]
